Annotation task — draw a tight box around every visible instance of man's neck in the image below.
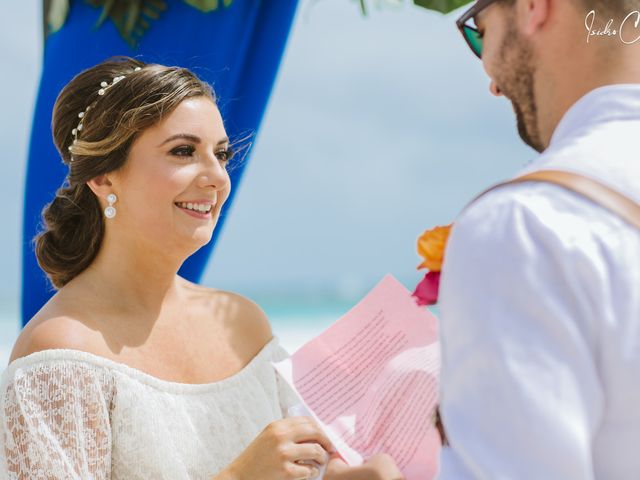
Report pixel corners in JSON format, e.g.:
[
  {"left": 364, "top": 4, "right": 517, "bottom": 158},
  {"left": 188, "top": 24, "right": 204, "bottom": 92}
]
[{"left": 537, "top": 53, "right": 640, "bottom": 150}]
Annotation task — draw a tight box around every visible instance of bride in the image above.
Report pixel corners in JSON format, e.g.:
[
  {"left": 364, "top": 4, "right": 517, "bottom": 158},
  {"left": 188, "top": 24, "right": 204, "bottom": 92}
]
[{"left": 0, "top": 57, "right": 404, "bottom": 480}]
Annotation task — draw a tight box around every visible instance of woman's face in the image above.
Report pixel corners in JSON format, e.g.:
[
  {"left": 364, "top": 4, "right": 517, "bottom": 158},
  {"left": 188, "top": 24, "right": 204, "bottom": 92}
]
[{"left": 109, "top": 96, "right": 232, "bottom": 257}]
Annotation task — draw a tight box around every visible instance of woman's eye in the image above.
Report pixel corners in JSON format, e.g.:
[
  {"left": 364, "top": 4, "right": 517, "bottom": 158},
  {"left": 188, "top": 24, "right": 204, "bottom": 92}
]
[
  {"left": 170, "top": 145, "right": 195, "bottom": 157},
  {"left": 215, "top": 148, "right": 234, "bottom": 164}
]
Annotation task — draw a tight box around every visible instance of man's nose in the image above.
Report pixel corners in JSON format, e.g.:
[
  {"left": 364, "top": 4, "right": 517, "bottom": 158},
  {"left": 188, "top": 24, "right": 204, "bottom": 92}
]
[{"left": 490, "top": 80, "right": 503, "bottom": 97}]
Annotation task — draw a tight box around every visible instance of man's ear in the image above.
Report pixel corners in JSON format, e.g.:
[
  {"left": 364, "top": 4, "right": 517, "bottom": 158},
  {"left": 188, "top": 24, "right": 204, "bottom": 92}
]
[
  {"left": 86, "top": 174, "right": 115, "bottom": 202},
  {"left": 519, "top": 0, "right": 552, "bottom": 37}
]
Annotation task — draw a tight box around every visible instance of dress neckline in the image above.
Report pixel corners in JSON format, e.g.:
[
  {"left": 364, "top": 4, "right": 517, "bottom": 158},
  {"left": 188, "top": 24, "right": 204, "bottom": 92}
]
[{"left": 1, "top": 336, "right": 282, "bottom": 395}]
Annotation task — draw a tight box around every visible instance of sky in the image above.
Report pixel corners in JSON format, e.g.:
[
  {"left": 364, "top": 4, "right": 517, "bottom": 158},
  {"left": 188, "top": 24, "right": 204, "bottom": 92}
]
[{"left": 0, "top": 0, "right": 534, "bottom": 316}]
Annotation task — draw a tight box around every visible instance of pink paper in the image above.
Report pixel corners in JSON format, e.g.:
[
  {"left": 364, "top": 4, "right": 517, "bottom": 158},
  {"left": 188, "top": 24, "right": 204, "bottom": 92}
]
[{"left": 273, "top": 274, "right": 441, "bottom": 479}]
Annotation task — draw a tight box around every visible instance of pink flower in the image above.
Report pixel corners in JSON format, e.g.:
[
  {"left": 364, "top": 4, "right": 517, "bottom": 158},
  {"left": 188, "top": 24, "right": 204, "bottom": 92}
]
[
  {"left": 413, "top": 223, "right": 453, "bottom": 306},
  {"left": 412, "top": 271, "right": 441, "bottom": 306}
]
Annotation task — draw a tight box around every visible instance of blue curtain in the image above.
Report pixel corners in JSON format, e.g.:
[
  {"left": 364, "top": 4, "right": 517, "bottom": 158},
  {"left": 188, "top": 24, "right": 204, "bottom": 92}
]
[{"left": 21, "top": 0, "right": 299, "bottom": 326}]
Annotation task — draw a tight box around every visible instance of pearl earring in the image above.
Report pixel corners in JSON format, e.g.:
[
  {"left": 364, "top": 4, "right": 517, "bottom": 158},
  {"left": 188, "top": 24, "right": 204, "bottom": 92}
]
[{"left": 104, "top": 193, "right": 117, "bottom": 219}]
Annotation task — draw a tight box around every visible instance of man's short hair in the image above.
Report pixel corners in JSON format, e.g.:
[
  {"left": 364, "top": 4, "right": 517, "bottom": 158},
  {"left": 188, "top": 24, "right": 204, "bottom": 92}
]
[{"left": 576, "top": 0, "right": 640, "bottom": 18}]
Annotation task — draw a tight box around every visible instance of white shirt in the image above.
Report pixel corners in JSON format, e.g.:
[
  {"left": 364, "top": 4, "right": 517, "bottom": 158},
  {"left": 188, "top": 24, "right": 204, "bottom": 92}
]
[
  {"left": 437, "top": 84, "right": 640, "bottom": 479},
  {"left": 0, "top": 336, "right": 299, "bottom": 479}
]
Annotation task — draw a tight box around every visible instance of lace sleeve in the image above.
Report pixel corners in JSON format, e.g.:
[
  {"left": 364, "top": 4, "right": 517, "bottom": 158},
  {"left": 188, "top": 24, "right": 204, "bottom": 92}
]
[{"left": 0, "top": 358, "right": 116, "bottom": 480}]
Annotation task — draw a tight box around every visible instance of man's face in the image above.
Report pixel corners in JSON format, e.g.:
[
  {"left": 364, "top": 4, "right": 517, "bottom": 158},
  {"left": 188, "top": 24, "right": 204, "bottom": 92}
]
[{"left": 477, "top": 3, "right": 545, "bottom": 152}]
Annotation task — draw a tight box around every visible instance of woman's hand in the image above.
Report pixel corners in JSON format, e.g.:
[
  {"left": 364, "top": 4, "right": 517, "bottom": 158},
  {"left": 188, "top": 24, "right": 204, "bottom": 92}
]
[
  {"left": 217, "top": 416, "right": 334, "bottom": 480},
  {"left": 325, "top": 452, "right": 405, "bottom": 480}
]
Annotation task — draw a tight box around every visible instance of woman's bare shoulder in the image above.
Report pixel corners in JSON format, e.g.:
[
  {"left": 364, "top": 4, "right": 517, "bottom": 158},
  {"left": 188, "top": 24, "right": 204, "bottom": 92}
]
[
  {"left": 179, "top": 276, "right": 273, "bottom": 349},
  {"left": 8, "top": 300, "right": 105, "bottom": 366}
]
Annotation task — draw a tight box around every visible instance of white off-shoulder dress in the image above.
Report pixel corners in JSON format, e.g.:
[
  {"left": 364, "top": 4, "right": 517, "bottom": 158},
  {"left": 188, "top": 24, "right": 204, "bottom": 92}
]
[{"left": 0, "top": 336, "right": 299, "bottom": 480}]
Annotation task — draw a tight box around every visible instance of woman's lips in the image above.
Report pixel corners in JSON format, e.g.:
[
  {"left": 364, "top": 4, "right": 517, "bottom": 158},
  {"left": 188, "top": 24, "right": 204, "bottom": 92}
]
[{"left": 174, "top": 203, "right": 213, "bottom": 219}]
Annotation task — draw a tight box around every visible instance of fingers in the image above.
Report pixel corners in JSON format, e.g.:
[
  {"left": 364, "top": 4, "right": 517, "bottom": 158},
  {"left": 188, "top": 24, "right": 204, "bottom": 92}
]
[
  {"left": 266, "top": 417, "right": 335, "bottom": 479},
  {"left": 325, "top": 453, "right": 350, "bottom": 476},
  {"left": 287, "top": 462, "right": 320, "bottom": 480},
  {"left": 288, "top": 442, "right": 329, "bottom": 466},
  {"left": 286, "top": 417, "right": 334, "bottom": 453},
  {"left": 364, "top": 453, "right": 405, "bottom": 480}
]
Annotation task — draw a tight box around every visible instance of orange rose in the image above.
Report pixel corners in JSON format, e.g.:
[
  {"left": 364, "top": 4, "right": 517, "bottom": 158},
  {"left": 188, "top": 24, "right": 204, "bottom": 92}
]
[{"left": 416, "top": 224, "right": 452, "bottom": 272}]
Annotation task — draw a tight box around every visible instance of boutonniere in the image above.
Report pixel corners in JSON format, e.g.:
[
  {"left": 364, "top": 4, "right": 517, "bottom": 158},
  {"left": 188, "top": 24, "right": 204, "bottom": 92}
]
[{"left": 412, "top": 224, "right": 453, "bottom": 306}]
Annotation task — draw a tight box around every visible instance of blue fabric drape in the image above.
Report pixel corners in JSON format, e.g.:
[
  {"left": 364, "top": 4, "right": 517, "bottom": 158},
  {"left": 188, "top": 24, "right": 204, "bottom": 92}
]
[{"left": 21, "top": 0, "right": 298, "bottom": 326}]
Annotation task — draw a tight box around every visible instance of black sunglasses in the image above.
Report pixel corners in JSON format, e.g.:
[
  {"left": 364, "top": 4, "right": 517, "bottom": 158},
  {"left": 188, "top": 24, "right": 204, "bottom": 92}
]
[{"left": 455, "top": 0, "right": 501, "bottom": 59}]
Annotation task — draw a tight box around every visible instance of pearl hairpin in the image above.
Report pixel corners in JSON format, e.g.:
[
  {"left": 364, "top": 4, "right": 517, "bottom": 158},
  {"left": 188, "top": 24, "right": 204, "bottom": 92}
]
[{"left": 68, "top": 66, "right": 142, "bottom": 162}]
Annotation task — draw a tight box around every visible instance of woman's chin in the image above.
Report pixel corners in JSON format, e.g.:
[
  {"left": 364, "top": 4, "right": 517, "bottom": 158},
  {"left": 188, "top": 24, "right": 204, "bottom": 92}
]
[{"left": 182, "top": 226, "right": 215, "bottom": 248}]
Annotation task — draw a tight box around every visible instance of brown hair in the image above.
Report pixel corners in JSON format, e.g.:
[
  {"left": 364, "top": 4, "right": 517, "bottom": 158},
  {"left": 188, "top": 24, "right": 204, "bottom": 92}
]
[
  {"left": 34, "top": 56, "right": 217, "bottom": 289},
  {"left": 577, "top": 0, "right": 640, "bottom": 17}
]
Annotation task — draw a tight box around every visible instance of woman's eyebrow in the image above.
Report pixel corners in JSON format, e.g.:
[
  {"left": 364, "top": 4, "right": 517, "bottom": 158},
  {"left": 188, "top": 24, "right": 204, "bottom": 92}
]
[{"left": 158, "top": 133, "right": 229, "bottom": 147}]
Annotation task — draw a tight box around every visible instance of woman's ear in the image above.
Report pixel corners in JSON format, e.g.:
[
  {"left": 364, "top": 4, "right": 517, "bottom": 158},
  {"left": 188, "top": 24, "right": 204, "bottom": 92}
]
[{"left": 86, "top": 174, "right": 115, "bottom": 202}]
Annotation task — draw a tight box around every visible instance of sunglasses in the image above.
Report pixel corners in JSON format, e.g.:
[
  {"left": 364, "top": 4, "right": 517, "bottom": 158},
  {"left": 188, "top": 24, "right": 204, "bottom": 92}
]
[{"left": 455, "top": 0, "right": 501, "bottom": 59}]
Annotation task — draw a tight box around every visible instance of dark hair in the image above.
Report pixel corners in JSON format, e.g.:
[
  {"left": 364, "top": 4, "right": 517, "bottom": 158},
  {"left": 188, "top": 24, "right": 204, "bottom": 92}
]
[{"left": 34, "top": 56, "right": 217, "bottom": 289}]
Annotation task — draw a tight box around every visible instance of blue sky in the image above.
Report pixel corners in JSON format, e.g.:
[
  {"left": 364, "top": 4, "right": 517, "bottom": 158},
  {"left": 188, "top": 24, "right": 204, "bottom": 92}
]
[{"left": 0, "top": 0, "right": 534, "bottom": 315}]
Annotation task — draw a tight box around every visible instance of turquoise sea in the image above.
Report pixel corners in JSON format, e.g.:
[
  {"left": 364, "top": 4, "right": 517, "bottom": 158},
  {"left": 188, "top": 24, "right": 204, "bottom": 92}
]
[
  {"left": 0, "top": 308, "right": 20, "bottom": 368},
  {"left": 264, "top": 302, "right": 353, "bottom": 353}
]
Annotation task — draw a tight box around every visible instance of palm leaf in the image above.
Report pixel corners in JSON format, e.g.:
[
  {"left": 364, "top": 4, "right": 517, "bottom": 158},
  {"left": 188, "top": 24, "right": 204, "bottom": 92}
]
[
  {"left": 44, "top": 0, "right": 71, "bottom": 37},
  {"left": 85, "top": 0, "right": 168, "bottom": 48},
  {"left": 356, "top": 0, "right": 472, "bottom": 15},
  {"left": 94, "top": 0, "right": 116, "bottom": 28},
  {"left": 48, "top": 0, "right": 466, "bottom": 49},
  {"left": 124, "top": 0, "right": 142, "bottom": 35},
  {"left": 412, "top": 0, "right": 473, "bottom": 14},
  {"left": 182, "top": 0, "right": 233, "bottom": 13},
  {"left": 357, "top": 0, "right": 367, "bottom": 15}
]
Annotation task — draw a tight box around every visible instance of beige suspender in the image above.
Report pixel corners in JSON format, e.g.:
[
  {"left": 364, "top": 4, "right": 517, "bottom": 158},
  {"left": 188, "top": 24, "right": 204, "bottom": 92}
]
[
  {"left": 435, "top": 171, "right": 639, "bottom": 447},
  {"left": 467, "top": 170, "right": 640, "bottom": 230}
]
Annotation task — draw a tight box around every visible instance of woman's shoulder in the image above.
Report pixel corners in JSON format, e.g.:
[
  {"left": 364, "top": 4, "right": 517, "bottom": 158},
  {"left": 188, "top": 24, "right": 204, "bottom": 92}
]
[
  {"left": 6, "top": 279, "right": 276, "bottom": 384},
  {"left": 179, "top": 276, "right": 274, "bottom": 349},
  {"left": 2, "top": 313, "right": 117, "bottom": 398},
  {"left": 8, "top": 312, "right": 106, "bottom": 367}
]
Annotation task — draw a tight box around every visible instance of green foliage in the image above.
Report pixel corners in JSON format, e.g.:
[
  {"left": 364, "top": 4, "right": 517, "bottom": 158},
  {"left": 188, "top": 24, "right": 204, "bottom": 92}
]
[
  {"left": 182, "top": 0, "right": 233, "bottom": 12},
  {"left": 355, "top": 0, "right": 473, "bottom": 15},
  {"left": 413, "top": 0, "right": 473, "bottom": 14},
  {"left": 84, "top": 0, "right": 168, "bottom": 47},
  {"left": 46, "top": 0, "right": 71, "bottom": 35},
  {"left": 44, "top": 0, "right": 235, "bottom": 47},
  {"left": 44, "top": 0, "right": 474, "bottom": 48}
]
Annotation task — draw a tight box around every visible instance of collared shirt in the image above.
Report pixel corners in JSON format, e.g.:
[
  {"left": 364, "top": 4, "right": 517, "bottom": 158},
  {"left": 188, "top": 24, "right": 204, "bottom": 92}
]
[{"left": 437, "top": 84, "right": 640, "bottom": 479}]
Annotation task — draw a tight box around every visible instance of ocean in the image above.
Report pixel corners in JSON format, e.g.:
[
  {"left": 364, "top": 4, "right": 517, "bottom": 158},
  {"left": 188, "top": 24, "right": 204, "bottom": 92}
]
[{"left": 0, "top": 312, "right": 19, "bottom": 368}]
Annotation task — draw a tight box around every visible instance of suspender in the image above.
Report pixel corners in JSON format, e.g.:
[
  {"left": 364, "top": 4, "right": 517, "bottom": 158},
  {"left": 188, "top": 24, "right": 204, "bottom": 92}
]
[
  {"left": 435, "top": 170, "right": 639, "bottom": 446},
  {"left": 467, "top": 170, "right": 640, "bottom": 230}
]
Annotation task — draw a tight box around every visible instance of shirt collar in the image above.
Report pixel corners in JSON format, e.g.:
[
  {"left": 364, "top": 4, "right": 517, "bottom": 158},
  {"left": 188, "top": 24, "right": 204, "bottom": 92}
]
[{"left": 549, "top": 83, "right": 640, "bottom": 148}]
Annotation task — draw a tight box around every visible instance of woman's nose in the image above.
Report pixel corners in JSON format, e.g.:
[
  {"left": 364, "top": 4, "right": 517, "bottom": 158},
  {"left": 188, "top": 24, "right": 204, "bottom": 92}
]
[{"left": 199, "top": 153, "right": 230, "bottom": 190}]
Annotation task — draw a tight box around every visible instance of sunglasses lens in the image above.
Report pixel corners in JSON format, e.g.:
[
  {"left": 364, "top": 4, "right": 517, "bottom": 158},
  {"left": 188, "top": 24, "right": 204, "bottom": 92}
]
[{"left": 463, "top": 26, "right": 483, "bottom": 58}]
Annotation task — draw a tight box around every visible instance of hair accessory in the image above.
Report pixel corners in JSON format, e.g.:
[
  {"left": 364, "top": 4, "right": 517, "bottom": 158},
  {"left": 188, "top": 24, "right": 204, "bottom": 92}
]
[
  {"left": 68, "top": 66, "right": 142, "bottom": 162},
  {"left": 104, "top": 193, "right": 117, "bottom": 219}
]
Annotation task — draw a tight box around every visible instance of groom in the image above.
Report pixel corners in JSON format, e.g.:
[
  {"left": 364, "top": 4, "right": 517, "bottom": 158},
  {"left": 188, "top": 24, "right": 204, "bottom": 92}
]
[{"left": 437, "top": 0, "right": 640, "bottom": 478}]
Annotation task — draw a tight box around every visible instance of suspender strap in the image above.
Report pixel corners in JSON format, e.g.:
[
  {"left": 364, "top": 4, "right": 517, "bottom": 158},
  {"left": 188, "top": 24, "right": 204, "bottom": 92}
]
[
  {"left": 467, "top": 169, "right": 640, "bottom": 230},
  {"left": 435, "top": 169, "right": 640, "bottom": 447}
]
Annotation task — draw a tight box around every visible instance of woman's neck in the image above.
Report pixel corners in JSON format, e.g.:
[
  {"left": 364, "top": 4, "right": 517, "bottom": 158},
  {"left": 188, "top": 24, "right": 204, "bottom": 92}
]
[{"left": 69, "top": 233, "right": 187, "bottom": 317}]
